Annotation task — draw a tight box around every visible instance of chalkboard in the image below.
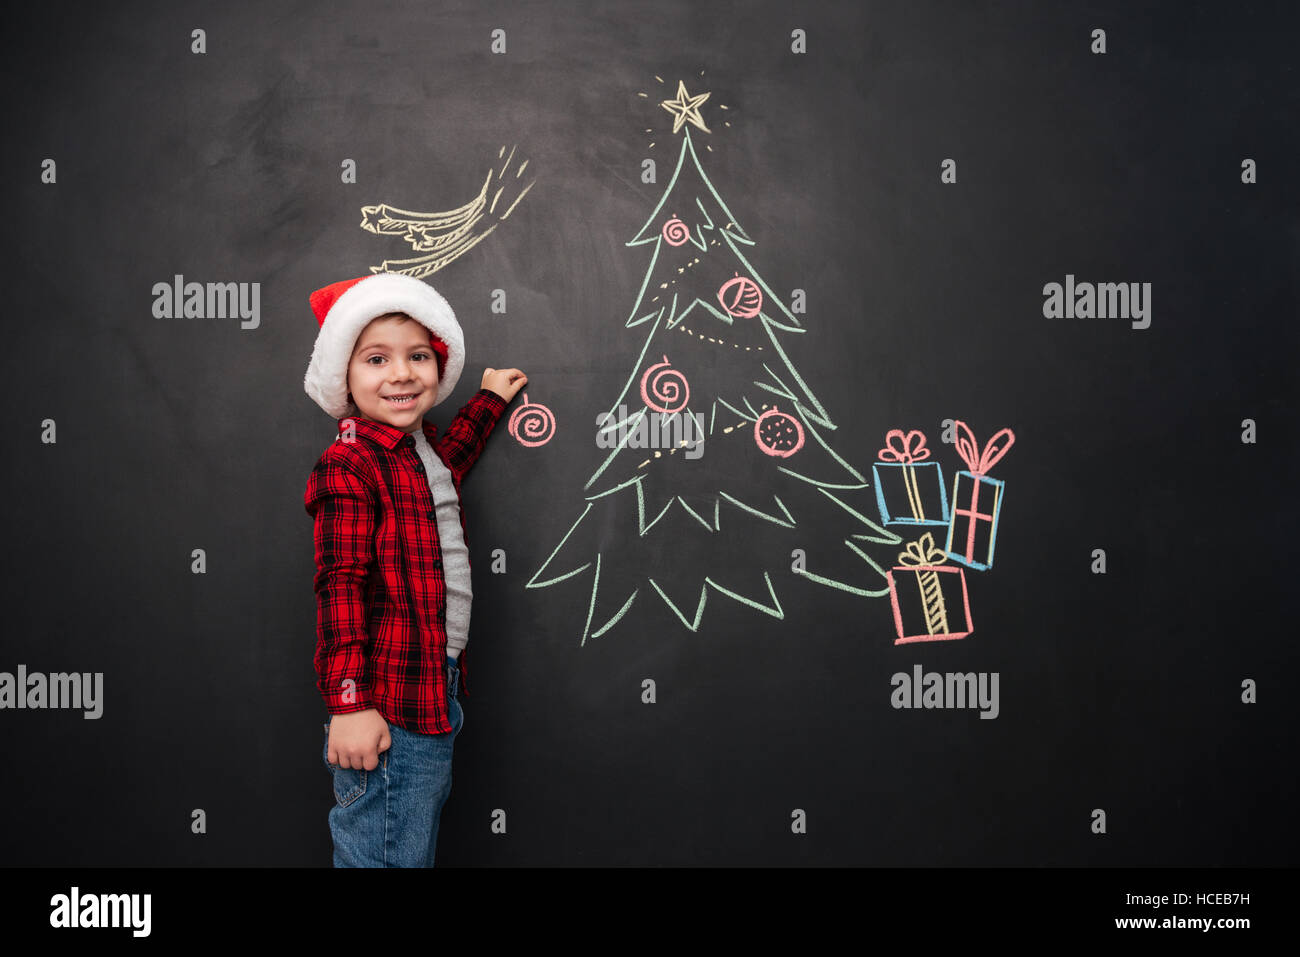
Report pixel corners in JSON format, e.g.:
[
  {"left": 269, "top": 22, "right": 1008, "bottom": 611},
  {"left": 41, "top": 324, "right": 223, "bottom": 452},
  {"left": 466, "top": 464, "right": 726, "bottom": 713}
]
[{"left": 3, "top": 0, "right": 1296, "bottom": 878}]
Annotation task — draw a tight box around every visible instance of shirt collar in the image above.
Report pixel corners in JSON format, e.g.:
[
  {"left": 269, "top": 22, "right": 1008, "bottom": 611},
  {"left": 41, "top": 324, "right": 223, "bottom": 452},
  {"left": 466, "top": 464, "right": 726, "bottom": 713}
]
[{"left": 337, "top": 415, "right": 438, "bottom": 450}]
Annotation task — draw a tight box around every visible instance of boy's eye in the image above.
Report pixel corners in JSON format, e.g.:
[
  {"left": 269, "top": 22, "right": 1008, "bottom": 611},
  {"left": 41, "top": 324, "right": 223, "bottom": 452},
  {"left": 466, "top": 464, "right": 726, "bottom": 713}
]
[{"left": 366, "top": 353, "right": 429, "bottom": 364}]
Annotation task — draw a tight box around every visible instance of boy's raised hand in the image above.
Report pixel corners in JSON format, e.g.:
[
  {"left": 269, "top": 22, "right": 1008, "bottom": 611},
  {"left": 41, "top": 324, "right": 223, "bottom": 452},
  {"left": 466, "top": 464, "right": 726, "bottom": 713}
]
[
  {"left": 482, "top": 367, "right": 528, "bottom": 402},
  {"left": 327, "top": 709, "right": 391, "bottom": 770}
]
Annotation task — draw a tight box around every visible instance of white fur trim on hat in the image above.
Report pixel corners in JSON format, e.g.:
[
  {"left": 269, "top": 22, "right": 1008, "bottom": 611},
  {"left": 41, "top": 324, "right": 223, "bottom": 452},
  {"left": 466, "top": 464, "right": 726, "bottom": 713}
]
[{"left": 304, "top": 273, "right": 465, "bottom": 419}]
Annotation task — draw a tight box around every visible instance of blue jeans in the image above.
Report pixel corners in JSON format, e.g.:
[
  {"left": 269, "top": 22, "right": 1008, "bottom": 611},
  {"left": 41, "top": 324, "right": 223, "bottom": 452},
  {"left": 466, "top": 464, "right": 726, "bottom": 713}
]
[{"left": 322, "top": 654, "right": 463, "bottom": 867}]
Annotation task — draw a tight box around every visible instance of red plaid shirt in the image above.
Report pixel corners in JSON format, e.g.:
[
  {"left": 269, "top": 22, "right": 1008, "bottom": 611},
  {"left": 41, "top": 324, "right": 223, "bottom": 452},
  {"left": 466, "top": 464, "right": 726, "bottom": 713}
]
[{"left": 305, "top": 387, "right": 509, "bottom": 734}]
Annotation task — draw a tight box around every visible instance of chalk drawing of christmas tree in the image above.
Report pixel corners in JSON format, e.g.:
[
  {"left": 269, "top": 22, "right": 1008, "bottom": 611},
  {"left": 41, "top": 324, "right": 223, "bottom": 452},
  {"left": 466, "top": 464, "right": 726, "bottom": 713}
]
[{"left": 525, "top": 78, "right": 903, "bottom": 644}]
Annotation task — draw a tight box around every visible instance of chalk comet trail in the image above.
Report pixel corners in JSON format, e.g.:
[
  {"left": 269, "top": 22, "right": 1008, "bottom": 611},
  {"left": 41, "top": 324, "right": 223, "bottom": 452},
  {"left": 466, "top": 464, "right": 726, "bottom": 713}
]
[{"left": 359, "top": 145, "right": 536, "bottom": 279}]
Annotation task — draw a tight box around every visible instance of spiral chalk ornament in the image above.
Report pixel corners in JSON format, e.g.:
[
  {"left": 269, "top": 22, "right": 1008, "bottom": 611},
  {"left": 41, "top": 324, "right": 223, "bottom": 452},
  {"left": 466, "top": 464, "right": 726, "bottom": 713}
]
[
  {"left": 507, "top": 392, "right": 556, "bottom": 447},
  {"left": 639, "top": 355, "right": 690, "bottom": 414},
  {"left": 661, "top": 218, "right": 690, "bottom": 247}
]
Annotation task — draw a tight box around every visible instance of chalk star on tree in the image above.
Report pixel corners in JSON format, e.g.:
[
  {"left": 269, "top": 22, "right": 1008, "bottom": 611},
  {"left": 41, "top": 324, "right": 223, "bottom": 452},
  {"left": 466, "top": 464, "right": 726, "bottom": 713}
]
[{"left": 661, "top": 80, "right": 711, "bottom": 135}]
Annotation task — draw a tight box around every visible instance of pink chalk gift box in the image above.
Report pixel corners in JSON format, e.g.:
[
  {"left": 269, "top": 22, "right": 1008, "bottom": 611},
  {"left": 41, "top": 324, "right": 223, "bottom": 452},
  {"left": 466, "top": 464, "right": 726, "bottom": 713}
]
[
  {"left": 944, "top": 420, "right": 1014, "bottom": 571},
  {"left": 886, "top": 532, "right": 974, "bottom": 645}
]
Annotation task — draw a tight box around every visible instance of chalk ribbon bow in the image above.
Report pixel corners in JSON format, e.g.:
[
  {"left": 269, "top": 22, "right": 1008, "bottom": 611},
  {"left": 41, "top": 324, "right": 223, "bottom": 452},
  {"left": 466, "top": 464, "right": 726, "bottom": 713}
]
[
  {"left": 878, "top": 429, "right": 930, "bottom": 464},
  {"left": 898, "top": 532, "right": 947, "bottom": 566},
  {"left": 952, "top": 420, "right": 1015, "bottom": 476}
]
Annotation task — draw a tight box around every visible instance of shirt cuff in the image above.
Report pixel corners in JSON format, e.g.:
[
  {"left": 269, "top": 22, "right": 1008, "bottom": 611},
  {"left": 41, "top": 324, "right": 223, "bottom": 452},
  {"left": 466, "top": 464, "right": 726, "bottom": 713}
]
[
  {"left": 322, "top": 687, "right": 373, "bottom": 715},
  {"left": 477, "top": 387, "right": 510, "bottom": 408}
]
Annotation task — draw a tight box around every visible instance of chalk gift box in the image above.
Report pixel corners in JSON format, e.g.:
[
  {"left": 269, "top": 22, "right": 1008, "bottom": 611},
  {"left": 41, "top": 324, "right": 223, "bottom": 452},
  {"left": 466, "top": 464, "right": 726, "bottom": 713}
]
[
  {"left": 871, "top": 429, "right": 950, "bottom": 527},
  {"left": 886, "top": 532, "right": 973, "bottom": 645},
  {"left": 944, "top": 420, "right": 1014, "bottom": 571}
]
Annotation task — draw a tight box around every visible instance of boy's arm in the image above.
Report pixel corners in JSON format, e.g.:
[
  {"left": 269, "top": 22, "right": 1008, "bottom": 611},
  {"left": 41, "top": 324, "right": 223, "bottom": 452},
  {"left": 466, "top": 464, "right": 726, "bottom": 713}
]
[
  {"left": 305, "top": 457, "right": 378, "bottom": 715},
  {"left": 436, "top": 388, "right": 510, "bottom": 483}
]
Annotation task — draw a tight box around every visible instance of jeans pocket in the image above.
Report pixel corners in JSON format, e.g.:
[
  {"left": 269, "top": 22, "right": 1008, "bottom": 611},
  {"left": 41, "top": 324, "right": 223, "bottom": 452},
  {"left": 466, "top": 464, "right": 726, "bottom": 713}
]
[{"left": 331, "top": 764, "right": 367, "bottom": 808}]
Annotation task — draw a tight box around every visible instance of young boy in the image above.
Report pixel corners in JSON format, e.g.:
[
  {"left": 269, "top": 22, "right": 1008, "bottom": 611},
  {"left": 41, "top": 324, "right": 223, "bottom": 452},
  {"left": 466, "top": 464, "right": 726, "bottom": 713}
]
[{"left": 302, "top": 272, "right": 526, "bottom": 867}]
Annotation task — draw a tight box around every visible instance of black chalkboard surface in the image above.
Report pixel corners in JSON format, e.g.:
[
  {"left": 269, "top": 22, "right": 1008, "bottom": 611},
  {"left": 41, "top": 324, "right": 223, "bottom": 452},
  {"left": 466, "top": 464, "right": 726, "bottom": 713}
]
[{"left": 2, "top": 0, "right": 1296, "bottom": 875}]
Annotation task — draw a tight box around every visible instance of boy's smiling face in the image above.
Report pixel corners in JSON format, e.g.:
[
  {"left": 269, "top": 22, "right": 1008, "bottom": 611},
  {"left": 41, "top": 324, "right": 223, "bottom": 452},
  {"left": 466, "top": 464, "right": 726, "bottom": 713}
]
[{"left": 347, "top": 313, "right": 440, "bottom": 432}]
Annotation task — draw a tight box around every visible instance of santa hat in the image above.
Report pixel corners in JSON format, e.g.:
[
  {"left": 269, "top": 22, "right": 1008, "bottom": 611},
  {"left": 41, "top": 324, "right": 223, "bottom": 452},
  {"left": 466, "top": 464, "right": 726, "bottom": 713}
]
[{"left": 303, "top": 273, "right": 465, "bottom": 418}]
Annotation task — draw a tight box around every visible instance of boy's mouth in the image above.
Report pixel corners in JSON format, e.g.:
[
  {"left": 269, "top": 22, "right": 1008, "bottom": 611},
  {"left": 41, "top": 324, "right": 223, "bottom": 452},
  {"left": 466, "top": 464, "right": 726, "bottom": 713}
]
[{"left": 382, "top": 393, "right": 420, "bottom": 408}]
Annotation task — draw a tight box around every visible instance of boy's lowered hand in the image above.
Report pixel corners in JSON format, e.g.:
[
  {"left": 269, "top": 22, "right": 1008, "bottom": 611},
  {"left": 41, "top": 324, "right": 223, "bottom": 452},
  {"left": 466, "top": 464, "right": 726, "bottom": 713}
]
[
  {"left": 327, "top": 708, "right": 391, "bottom": 770},
  {"left": 481, "top": 367, "right": 528, "bottom": 402}
]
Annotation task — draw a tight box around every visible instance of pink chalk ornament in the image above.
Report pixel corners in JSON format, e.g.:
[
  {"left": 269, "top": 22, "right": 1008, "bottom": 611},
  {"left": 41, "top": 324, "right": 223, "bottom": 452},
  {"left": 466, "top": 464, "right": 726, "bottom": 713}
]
[
  {"left": 639, "top": 355, "right": 690, "bottom": 414},
  {"left": 507, "top": 392, "right": 556, "bottom": 447},
  {"left": 661, "top": 218, "right": 690, "bottom": 246},
  {"left": 717, "top": 272, "right": 763, "bottom": 318},
  {"left": 754, "top": 405, "right": 804, "bottom": 457}
]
